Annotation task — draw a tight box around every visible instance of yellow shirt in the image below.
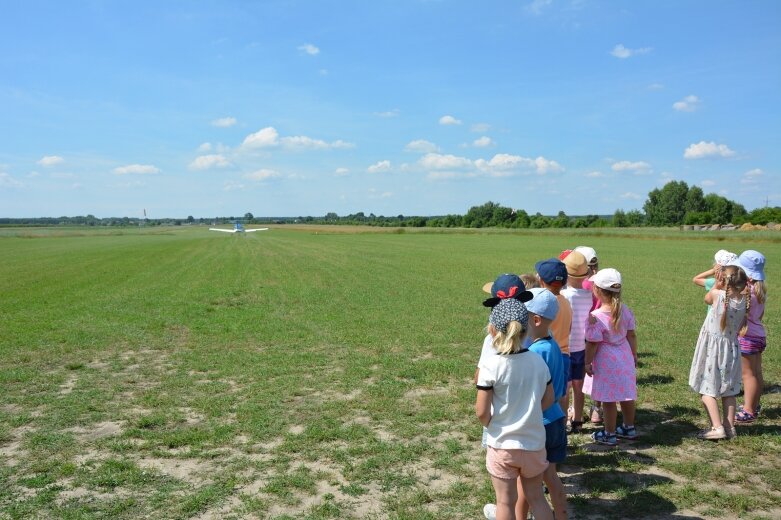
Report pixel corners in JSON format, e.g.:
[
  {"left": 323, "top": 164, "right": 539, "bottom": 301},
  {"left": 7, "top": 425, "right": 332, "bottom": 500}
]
[{"left": 551, "top": 294, "right": 572, "bottom": 355}]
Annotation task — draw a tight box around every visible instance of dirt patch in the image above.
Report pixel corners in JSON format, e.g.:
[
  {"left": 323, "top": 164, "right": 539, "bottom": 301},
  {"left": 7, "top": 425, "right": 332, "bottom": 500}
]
[
  {"left": 403, "top": 386, "right": 448, "bottom": 400},
  {"left": 58, "top": 374, "right": 78, "bottom": 395},
  {"left": 136, "top": 457, "right": 215, "bottom": 484},
  {"left": 68, "top": 421, "right": 124, "bottom": 442}
]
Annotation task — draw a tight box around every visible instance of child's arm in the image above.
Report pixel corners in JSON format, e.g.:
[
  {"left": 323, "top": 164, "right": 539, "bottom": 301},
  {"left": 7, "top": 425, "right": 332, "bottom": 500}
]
[
  {"left": 704, "top": 287, "right": 718, "bottom": 306},
  {"left": 475, "top": 389, "right": 492, "bottom": 426},
  {"left": 540, "top": 382, "right": 555, "bottom": 410},
  {"left": 692, "top": 268, "right": 715, "bottom": 287},
  {"left": 584, "top": 340, "right": 597, "bottom": 376},
  {"left": 626, "top": 330, "right": 638, "bottom": 367}
]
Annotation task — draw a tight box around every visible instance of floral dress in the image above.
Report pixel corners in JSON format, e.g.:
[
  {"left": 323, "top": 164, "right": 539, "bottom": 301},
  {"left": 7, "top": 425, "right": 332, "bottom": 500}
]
[
  {"left": 582, "top": 304, "right": 637, "bottom": 402},
  {"left": 689, "top": 290, "right": 745, "bottom": 397}
]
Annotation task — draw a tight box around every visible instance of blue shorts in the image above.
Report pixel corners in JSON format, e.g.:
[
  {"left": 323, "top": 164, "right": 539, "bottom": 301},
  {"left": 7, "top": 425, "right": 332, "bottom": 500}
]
[
  {"left": 545, "top": 417, "right": 567, "bottom": 464},
  {"left": 560, "top": 353, "right": 571, "bottom": 385},
  {"left": 569, "top": 350, "right": 585, "bottom": 381}
]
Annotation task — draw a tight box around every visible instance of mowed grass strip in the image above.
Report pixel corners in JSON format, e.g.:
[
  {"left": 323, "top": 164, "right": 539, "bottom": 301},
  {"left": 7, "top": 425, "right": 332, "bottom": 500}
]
[{"left": 0, "top": 226, "right": 779, "bottom": 519}]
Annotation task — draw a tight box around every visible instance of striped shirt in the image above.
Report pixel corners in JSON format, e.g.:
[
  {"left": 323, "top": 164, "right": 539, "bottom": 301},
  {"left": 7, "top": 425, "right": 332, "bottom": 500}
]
[{"left": 561, "top": 286, "right": 592, "bottom": 353}]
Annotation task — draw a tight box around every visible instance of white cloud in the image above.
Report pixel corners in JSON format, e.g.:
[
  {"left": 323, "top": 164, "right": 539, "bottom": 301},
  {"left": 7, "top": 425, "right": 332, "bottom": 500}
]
[
  {"left": 439, "top": 115, "right": 462, "bottom": 126},
  {"left": 475, "top": 153, "right": 563, "bottom": 176},
  {"left": 223, "top": 181, "right": 245, "bottom": 191},
  {"left": 242, "top": 126, "right": 354, "bottom": 150},
  {"left": 404, "top": 139, "right": 440, "bottom": 153},
  {"left": 335, "top": 167, "right": 349, "bottom": 176},
  {"left": 375, "top": 109, "right": 400, "bottom": 118},
  {"left": 611, "top": 160, "right": 652, "bottom": 173},
  {"left": 471, "top": 123, "right": 491, "bottom": 133},
  {"left": 367, "top": 160, "right": 392, "bottom": 173},
  {"left": 188, "top": 154, "right": 232, "bottom": 170},
  {"left": 244, "top": 168, "right": 282, "bottom": 181},
  {"left": 211, "top": 117, "right": 237, "bottom": 127},
  {"left": 533, "top": 157, "right": 564, "bottom": 174},
  {"left": 586, "top": 171, "right": 604, "bottom": 178},
  {"left": 0, "top": 172, "right": 22, "bottom": 187},
  {"left": 113, "top": 164, "right": 160, "bottom": 175},
  {"left": 298, "top": 43, "right": 320, "bottom": 55},
  {"left": 37, "top": 155, "right": 64, "bottom": 167},
  {"left": 198, "top": 142, "right": 212, "bottom": 152},
  {"left": 419, "top": 153, "right": 473, "bottom": 170},
  {"left": 684, "top": 141, "right": 736, "bottom": 159},
  {"left": 741, "top": 168, "right": 764, "bottom": 185},
  {"left": 673, "top": 95, "right": 701, "bottom": 112},
  {"left": 473, "top": 136, "right": 494, "bottom": 148},
  {"left": 527, "top": 0, "right": 552, "bottom": 15},
  {"left": 620, "top": 192, "right": 642, "bottom": 200},
  {"left": 701, "top": 179, "right": 716, "bottom": 187},
  {"left": 611, "top": 44, "right": 652, "bottom": 59}
]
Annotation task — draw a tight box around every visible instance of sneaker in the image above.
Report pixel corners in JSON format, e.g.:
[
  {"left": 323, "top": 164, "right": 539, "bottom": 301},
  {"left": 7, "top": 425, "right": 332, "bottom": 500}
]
[
  {"left": 697, "top": 426, "right": 726, "bottom": 441},
  {"left": 615, "top": 424, "right": 638, "bottom": 440},
  {"left": 591, "top": 429, "right": 617, "bottom": 446},
  {"left": 483, "top": 503, "right": 497, "bottom": 520}
]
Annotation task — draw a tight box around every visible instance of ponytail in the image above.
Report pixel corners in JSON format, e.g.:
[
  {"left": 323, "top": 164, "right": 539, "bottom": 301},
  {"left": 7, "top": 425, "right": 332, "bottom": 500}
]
[
  {"left": 610, "top": 292, "right": 622, "bottom": 331},
  {"left": 721, "top": 267, "right": 748, "bottom": 333},
  {"left": 492, "top": 321, "right": 527, "bottom": 354}
]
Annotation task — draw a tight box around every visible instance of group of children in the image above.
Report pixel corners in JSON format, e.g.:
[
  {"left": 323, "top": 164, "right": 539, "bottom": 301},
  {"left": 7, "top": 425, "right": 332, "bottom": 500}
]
[
  {"left": 689, "top": 249, "right": 767, "bottom": 440},
  {"left": 476, "top": 246, "right": 638, "bottom": 520},
  {"left": 474, "top": 246, "right": 768, "bottom": 519}
]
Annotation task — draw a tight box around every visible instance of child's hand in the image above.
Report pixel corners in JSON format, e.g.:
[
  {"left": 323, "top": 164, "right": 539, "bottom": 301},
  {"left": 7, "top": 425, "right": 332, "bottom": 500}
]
[{"left": 585, "top": 363, "right": 594, "bottom": 376}]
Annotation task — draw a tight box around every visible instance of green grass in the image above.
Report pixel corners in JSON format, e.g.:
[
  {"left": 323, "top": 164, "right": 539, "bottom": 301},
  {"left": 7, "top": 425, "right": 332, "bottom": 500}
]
[{"left": 1, "top": 225, "right": 780, "bottom": 518}]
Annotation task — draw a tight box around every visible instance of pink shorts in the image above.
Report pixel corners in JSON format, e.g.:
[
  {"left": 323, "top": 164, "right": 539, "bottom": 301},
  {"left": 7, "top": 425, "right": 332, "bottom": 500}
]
[
  {"left": 486, "top": 446, "right": 549, "bottom": 480},
  {"left": 739, "top": 334, "right": 766, "bottom": 355}
]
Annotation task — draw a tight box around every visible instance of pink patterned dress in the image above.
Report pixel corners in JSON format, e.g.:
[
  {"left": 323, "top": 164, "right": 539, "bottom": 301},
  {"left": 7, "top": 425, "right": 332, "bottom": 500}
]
[{"left": 582, "top": 304, "right": 637, "bottom": 402}]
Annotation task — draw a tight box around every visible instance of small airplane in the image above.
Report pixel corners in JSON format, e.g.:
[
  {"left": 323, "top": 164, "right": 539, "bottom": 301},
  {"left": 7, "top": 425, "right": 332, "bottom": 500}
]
[{"left": 209, "top": 221, "right": 269, "bottom": 233}]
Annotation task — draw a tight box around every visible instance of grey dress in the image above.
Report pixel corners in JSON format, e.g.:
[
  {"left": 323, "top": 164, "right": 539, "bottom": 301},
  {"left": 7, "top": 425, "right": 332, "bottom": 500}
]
[{"left": 688, "top": 290, "right": 746, "bottom": 397}]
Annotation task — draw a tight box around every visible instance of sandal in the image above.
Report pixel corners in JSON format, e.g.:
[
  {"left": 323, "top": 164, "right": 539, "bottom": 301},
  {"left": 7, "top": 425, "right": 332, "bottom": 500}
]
[
  {"left": 567, "top": 420, "right": 583, "bottom": 435},
  {"left": 735, "top": 410, "right": 756, "bottom": 424},
  {"left": 589, "top": 405, "right": 603, "bottom": 424}
]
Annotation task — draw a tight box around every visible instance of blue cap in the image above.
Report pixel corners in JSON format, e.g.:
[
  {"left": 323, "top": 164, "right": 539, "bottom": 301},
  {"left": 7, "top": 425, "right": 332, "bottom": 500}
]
[
  {"left": 734, "top": 250, "right": 765, "bottom": 281},
  {"left": 524, "top": 288, "right": 559, "bottom": 320},
  {"left": 535, "top": 258, "right": 568, "bottom": 285},
  {"left": 482, "top": 273, "right": 533, "bottom": 307}
]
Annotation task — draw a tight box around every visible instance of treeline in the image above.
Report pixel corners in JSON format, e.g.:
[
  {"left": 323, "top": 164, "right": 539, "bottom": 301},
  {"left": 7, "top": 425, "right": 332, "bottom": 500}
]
[{"left": 2, "top": 182, "right": 779, "bottom": 228}]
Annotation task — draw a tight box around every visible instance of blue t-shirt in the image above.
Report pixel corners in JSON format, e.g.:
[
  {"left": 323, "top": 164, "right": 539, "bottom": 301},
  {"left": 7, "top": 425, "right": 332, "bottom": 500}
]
[{"left": 528, "top": 336, "right": 567, "bottom": 425}]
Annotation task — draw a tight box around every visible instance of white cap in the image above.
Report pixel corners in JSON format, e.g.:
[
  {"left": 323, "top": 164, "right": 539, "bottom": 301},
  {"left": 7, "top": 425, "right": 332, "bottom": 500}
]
[
  {"left": 589, "top": 268, "right": 622, "bottom": 292},
  {"left": 714, "top": 249, "right": 738, "bottom": 267},
  {"left": 574, "top": 246, "right": 598, "bottom": 265}
]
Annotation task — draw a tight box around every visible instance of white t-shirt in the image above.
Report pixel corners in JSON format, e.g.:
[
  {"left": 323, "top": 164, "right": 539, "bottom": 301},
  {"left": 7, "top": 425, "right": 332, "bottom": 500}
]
[
  {"left": 561, "top": 286, "right": 592, "bottom": 353},
  {"left": 476, "top": 345, "right": 551, "bottom": 451}
]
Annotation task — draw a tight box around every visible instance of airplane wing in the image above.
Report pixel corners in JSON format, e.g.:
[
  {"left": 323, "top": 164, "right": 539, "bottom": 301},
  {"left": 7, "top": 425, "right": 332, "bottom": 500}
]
[
  {"left": 209, "top": 228, "right": 238, "bottom": 233},
  {"left": 244, "top": 228, "right": 269, "bottom": 233}
]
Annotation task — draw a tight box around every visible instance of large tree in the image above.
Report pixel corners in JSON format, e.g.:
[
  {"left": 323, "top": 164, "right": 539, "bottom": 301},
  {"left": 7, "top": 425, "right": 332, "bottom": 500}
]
[{"left": 643, "top": 181, "right": 689, "bottom": 226}]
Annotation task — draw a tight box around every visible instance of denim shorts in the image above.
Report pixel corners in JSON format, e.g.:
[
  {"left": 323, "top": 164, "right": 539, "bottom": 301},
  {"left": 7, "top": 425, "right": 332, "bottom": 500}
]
[{"left": 545, "top": 417, "right": 567, "bottom": 464}]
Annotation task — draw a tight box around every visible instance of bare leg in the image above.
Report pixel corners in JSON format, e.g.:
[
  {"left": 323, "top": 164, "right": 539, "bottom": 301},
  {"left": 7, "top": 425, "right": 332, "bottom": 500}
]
[
  {"left": 618, "top": 400, "right": 636, "bottom": 426},
  {"left": 491, "top": 475, "right": 519, "bottom": 520},
  {"left": 572, "top": 380, "right": 585, "bottom": 423},
  {"left": 722, "top": 396, "right": 737, "bottom": 429},
  {"left": 757, "top": 353, "right": 764, "bottom": 409},
  {"left": 741, "top": 354, "right": 759, "bottom": 414},
  {"left": 543, "top": 464, "right": 567, "bottom": 520},
  {"left": 520, "top": 472, "right": 553, "bottom": 520},
  {"left": 515, "top": 477, "right": 529, "bottom": 520},
  {"left": 602, "top": 402, "right": 617, "bottom": 433},
  {"left": 701, "top": 395, "right": 721, "bottom": 428}
]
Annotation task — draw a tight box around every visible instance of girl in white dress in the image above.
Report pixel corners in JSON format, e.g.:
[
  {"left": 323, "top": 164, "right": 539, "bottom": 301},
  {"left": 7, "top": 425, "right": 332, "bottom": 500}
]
[{"left": 688, "top": 265, "right": 748, "bottom": 440}]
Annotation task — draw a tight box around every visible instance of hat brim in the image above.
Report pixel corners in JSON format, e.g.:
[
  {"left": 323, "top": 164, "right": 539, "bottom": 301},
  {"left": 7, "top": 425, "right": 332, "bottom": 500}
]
[
  {"left": 482, "top": 281, "right": 494, "bottom": 294},
  {"left": 482, "top": 290, "right": 533, "bottom": 308}
]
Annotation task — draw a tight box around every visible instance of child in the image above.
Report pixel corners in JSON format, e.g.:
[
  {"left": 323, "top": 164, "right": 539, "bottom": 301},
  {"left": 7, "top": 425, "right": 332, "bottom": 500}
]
[
  {"left": 689, "top": 265, "right": 748, "bottom": 440},
  {"left": 575, "top": 245, "right": 604, "bottom": 424},
  {"left": 692, "top": 250, "right": 738, "bottom": 312},
  {"left": 733, "top": 250, "right": 767, "bottom": 423},
  {"left": 560, "top": 250, "right": 591, "bottom": 434},
  {"left": 535, "top": 258, "right": 572, "bottom": 412},
  {"left": 517, "top": 288, "right": 568, "bottom": 520},
  {"left": 583, "top": 268, "right": 638, "bottom": 446},
  {"left": 476, "top": 296, "right": 554, "bottom": 520},
  {"left": 520, "top": 273, "right": 541, "bottom": 290}
]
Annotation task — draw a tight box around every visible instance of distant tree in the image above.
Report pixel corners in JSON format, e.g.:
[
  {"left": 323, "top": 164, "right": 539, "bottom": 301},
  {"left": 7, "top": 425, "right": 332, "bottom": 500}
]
[
  {"left": 613, "top": 209, "right": 627, "bottom": 227},
  {"left": 244, "top": 212, "right": 254, "bottom": 220},
  {"left": 625, "top": 210, "right": 645, "bottom": 227},
  {"left": 324, "top": 212, "right": 338, "bottom": 222},
  {"left": 685, "top": 186, "right": 707, "bottom": 214},
  {"left": 529, "top": 213, "right": 551, "bottom": 228},
  {"left": 643, "top": 181, "right": 689, "bottom": 226},
  {"left": 550, "top": 211, "right": 570, "bottom": 228},
  {"left": 513, "top": 209, "right": 530, "bottom": 228},
  {"left": 186, "top": 215, "right": 194, "bottom": 223}
]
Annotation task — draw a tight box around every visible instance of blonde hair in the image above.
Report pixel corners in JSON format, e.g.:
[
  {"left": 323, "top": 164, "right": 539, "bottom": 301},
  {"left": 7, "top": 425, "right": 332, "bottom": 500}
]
[
  {"left": 740, "top": 279, "right": 767, "bottom": 336},
  {"left": 721, "top": 266, "right": 748, "bottom": 333},
  {"left": 595, "top": 286, "right": 622, "bottom": 331},
  {"left": 520, "top": 273, "right": 540, "bottom": 289},
  {"left": 489, "top": 321, "right": 528, "bottom": 355}
]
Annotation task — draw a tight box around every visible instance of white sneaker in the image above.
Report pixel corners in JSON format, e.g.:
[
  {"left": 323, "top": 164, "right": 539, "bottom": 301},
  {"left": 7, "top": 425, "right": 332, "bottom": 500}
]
[
  {"left": 483, "top": 503, "right": 497, "bottom": 520},
  {"left": 697, "top": 425, "right": 726, "bottom": 441}
]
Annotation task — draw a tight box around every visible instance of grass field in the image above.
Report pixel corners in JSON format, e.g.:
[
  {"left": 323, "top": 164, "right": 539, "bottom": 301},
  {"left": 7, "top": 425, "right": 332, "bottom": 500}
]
[{"left": 1, "top": 225, "right": 779, "bottom": 519}]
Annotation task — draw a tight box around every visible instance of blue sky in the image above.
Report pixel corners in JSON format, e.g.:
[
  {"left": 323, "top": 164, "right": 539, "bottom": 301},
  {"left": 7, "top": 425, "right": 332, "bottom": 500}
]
[{"left": 1, "top": 1, "right": 779, "bottom": 218}]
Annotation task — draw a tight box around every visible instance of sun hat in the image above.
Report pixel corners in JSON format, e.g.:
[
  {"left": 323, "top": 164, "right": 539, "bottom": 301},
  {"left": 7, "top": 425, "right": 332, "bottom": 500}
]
[
  {"left": 574, "top": 246, "right": 598, "bottom": 266},
  {"left": 535, "top": 258, "right": 568, "bottom": 286},
  {"left": 589, "top": 268, "right": 622, "bottom": 292},
  {"left": 714, "top": 249, "right": 738, "bottom": 267},
  {"left": 482, "top": 273, "right": 533, "bottom": 307},
  {"left": 562, "top": 251, "right": 589, "bottom": 278},
  {"left": 525, "top": 287, "right": 559, "bottom": 320},
  {"left": 489, "top": 298, "right": 529, "bottom": 333},
  {"left": 732, "top": 250, "right": 765, "bottom": 281}
]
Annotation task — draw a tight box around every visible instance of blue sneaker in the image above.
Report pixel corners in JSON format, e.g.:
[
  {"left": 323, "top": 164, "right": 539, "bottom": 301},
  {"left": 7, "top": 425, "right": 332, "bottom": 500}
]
[
  {"left": 616, "top": 424, "right": 638, "bottom": 439},
  {"left": 591, "top": 429, "right": 617, "bottom": 446}
]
